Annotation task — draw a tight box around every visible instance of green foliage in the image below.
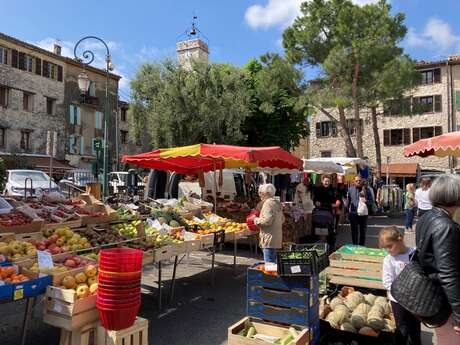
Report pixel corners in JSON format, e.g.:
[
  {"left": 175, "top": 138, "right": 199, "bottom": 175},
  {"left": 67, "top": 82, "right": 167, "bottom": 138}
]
[
  {"left": 242, "top": 53, "right": 309, "bottom": 151},
  {"left": 129, "top": 59, "right": 250, "bottom": 148}
]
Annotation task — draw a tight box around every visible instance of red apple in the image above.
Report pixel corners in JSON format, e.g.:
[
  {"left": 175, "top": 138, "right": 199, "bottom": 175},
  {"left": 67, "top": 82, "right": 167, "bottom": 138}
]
[
  {"left": 73, "top": 257, "right": 81, "bottom": 265},
  {"left": 61, "top": 245, "right": 71, "bottom": 252},
  {"left": 64, "top": 259, "right": 76, "bottom": 268},
  {"left": 50, "top": 247, "right": 61, "bottom": 255},
  {"left": 37, "top": 244, "right": 46, "bottom": 251},
  {"left": 48, "top": 234, "right": 59, "bottom": 243}
]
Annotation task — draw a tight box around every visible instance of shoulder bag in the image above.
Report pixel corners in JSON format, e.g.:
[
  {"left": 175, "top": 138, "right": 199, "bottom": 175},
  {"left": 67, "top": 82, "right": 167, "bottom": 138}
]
[{"left": 390, "top": 215, "right": 451, "bottom": 327}]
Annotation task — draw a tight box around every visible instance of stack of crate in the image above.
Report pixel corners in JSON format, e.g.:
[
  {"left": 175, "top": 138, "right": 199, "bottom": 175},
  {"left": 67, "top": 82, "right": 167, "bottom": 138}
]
[{"left": 246, "top": 264, "right": 320, "bottom": 345}]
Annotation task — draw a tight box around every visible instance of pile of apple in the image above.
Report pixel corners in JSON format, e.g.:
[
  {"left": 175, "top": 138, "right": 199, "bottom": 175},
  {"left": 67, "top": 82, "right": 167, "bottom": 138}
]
[
  {"left": 61, "top": 265, "right": 98, "bottom": 299},
  {"left": 0, "top": 266, "right": 29, "bottom": 283},
  {"left": 0, "top": 239, "right": 37, "bottom": 260},
  {"left": 29, "top": 227, "right": 91, "bottom": 254},
  {"left": 0, "top": 210, "right": 33, "bottom": 227}
]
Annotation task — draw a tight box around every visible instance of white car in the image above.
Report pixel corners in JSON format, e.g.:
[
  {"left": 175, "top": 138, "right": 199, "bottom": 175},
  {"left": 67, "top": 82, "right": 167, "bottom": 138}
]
[
  {"left": 3, "top": 170, "right": 60, "bottom": 197},
  {"left": 109, "top": 172, "right": 145, "bottom": 194}
]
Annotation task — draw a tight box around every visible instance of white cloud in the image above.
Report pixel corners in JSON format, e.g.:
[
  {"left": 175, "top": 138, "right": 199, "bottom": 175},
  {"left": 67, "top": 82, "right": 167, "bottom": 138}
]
[
  {"left": 406, "top": 17, "right": 460, "bottom": 53},
  {"left": 245, "top": 0, "right": 385, "bottom": 30}
]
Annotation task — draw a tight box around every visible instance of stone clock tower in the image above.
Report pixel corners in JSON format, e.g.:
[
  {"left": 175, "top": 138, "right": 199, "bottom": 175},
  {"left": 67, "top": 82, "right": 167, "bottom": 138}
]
[{"left": 176, "top": 17, "right": 209, "bottom": 70}]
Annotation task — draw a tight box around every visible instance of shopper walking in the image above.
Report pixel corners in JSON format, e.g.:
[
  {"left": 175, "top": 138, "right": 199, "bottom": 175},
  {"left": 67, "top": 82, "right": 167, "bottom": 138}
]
[
  {"left": 312, "top": 175, "right": 338, "bottom": 250},
  {"left": 415, "top": 174, "right": 460, "bottom": 343},
  {"left": 347, "top": 175, "right": 374, "bottom": 246},
  {"left": 415, "top": 177, "right": 432, "bottom": 217},
  {"left": 253, "top": 184, "right": 284, "bottom": 264},
  {"left": 404, "top": 183, "right": 416, "bottom": 234},
  {"left": 380, "top": 226, "right": 421, "bottom": 345}
]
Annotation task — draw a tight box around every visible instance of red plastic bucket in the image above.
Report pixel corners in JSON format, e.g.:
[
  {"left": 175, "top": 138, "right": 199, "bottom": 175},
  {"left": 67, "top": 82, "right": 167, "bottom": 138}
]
[
  {"left": 97, "top": 304, "right": 140, "bottom": 330},
  {"left": 98, "top": 281, "right": 141, "bottom": 290}
]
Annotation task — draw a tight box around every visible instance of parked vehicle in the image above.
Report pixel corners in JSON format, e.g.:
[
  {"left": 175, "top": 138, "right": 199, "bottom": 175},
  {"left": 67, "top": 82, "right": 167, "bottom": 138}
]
[
  {"left": 3, "top": 169, "right": 59, "bottom": 197},
  {"left": 109, "top": 171, "right": 145, "bottom": 194},
  {"left": 59, "top": 169, "right": 100, "bottom": 197}
]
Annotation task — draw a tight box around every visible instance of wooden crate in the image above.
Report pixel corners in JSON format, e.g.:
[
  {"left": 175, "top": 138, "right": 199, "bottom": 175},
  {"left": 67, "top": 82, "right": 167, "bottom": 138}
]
[
  {"left": 46, "top": 286, "right": 97, "bottom": 316},
  {"left": 97, "top": 317, "right": 148, "bottom": 345},
  {"left": 44, "top": 303, "right": 99, "bottom": 331},
  {"left": 185, "top": 239, "right": 201, "bottom": 252},
  {"left": 228, "top": 316, "right": 308, "bottom": 345},
  {"left": 170, "top": 242, "right": 187, "bottom": 256},
  {"left": 43, "top": 218, "right": 83, "bottom": 231},
  {"left": 326, "top": 252, "right": 384, "bottom": 290},
  {"left": 152, "top": 245, "right": 173, "bottom": 262},
  {"left": 59, "top": 321, "right": 98, "bottom": 345},
  {"left": 199, "top": 233, "right": 214, "bottom": 249},
  {"left": 141, "top": 250, "right": 153, "bottom": 266}
]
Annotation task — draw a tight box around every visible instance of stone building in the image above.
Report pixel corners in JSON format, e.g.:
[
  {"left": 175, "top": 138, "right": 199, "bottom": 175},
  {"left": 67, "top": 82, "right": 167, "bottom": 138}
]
[
  {"left": 117, "top": 100, "right": 144, "bottom": 163},
  {"left": 0, "top": 33, "right": 66, "bottom": 163},
  {"left": 304, "top": 57, "right": 460, "bottom": 173},
  {"left": 0, "top": 32, "right": 133, "bottom": 175}
]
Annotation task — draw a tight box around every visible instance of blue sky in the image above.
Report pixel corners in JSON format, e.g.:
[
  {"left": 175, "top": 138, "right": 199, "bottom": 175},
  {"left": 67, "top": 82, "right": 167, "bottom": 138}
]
[{"left": 1, "top": 0, "right": 460, "bottom": 100}]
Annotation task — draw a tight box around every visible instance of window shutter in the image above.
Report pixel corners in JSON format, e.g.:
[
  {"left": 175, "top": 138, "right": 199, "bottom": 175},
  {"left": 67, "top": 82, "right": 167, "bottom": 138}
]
[
  {"left": 412, "top": 128, "right": 420, "bottom": 142},
  {"left": 69, "top": 136, "right": 75, "bottom": 154},
  {"left": 331, "top": 122, "right": 338, "bottom": 137},
  {"left": 92, "top": 138, "right": 96, "bottom": 155},
  {"left": 18, "top": 52, "right": 25, "bottom": 70},
  {"left": 35, "top": 58, "right": 41, "bottom": 75},
  {"left": 434, "top": 95, "right": 442, "bottom": 112},
  {"left": 69, "top": 105, "right": 74, "bottom": 124},
  {"left": 76, "top": 106, "right": 81, "bottom": 125},
  {"left": 315, "top": 123, "right": 321, "bottom": 137},
  {"left": 57, "top": 65, "right": 63, "bottom": 82},
  {"left": 4, "top": 48, "right": 7, "bottom": 65},
  {"left": 80, "top": 137, "right": 85, "bottom": 155},
  {"left": 42, "top": 61, "right": 49, "bottom": 78},
  {"left": 435, "top": 126, "right": 443, "bottom": 136},
  {"left": 403, "top": 128, "right": 411, "bottom": 145},
  {"left": 434, "top": 68, "right": 441, "bottom": 83},
  {"left": 456, "top": 91, "right": 460, "bottom": 110},
  {"left": 11, "top": 49, "right": 18, "bottom": 68},
  {"left": 383, "top": 130, "right": 390, "bottom": 146}
]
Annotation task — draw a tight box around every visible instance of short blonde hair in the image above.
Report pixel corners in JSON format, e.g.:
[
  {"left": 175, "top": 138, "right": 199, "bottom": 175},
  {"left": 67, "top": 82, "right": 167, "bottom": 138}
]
[
  {"left": 379, "top": 226, "right": 403, "bottom": 247},
  {"left": 406, "top": 183, "right": 415, "bottom": 192},
  {"left": 258, "top": 183, "right": 276, "bottom": 198}
]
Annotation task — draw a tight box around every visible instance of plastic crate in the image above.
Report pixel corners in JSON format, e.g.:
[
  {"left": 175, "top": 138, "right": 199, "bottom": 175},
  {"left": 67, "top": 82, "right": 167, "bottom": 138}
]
[
  {"left": 0, "top": 283, "right": 13, "bottom": 302},
  {"left": 277, "top": 244, "right": 328, "bottom": 277}
]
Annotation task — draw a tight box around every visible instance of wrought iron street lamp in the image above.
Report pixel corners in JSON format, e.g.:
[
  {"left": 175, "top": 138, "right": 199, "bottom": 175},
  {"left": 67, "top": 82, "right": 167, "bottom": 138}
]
[{"left": 74, "top": 36, "right": 113, "bottom": 198}]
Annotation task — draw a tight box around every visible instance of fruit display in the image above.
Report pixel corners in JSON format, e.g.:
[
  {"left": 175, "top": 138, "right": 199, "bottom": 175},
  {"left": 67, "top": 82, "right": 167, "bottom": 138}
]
[
  {"left": 0, "top": 266, "right": 30, "bottom": 283},
  {"left": 116, "top": 207, "right": 135, "bottom": 221},
  {"left": 0, "top": 238, "right": 37, "bottom": 260},
  {"left": 77, "top": 228, "right": 124, "bottom": 248},
  {"left": 30, "top": 227, "right": 90, "bottom": 254},
  {"left": 0, "top": 210, "right": 33, "bottom": 227},
  {"left": 235, "top": 322, "right": 300, "bottom": 344},
  {"left": 152, "top": 209, "right": 188, "bottom": 229},
  {"left": 112, "top": 220, "right": 143, "bottom": 239},
  {"left": 185, "top": 215, "right": 248, "bottom": 235},
  {"left": 323, "top": 289, "right": 395, "bottom": 335},
  {"left": 60, "top": 265, "right": 98, "bottom": 299},
  {"left": 27, "top": 254, "right": 96, "bottom": 274}
]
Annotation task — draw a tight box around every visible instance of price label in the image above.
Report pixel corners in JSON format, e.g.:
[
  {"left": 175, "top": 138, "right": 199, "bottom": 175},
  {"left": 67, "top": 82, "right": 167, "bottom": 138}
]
[
  {"left": 184, "top": 231, "right": 197, "bottom": 241},
  {"left": 264, "top": 262, "right": 277, "bottom": 272},
  {"left": 13, "top": 288, "right": 24, "bottom": 300},
  {"left": 290, "top": 265, "right": 301, "bottom": 274},
  {"left": 37, "top": 251, "right": 54, "bottom": 270},
  {"left": 315, "top": 227, "right": 329, "bottom": 236}
]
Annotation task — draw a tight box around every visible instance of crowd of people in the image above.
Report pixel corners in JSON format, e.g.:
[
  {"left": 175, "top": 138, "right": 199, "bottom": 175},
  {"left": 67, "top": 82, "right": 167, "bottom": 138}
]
[{"left": 251, "top": 172, "right": 459, "bottom": 344}]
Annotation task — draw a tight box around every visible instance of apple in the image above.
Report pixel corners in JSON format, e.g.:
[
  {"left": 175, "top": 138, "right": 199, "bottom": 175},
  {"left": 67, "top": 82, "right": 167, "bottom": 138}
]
[
  {"left": 89, "top": 282, "right": 98, "bottom": 295},
  {"left": 62, "top": 275, "right": 76, "bottom": 289},
  {"left": 50, "top": 247, "right": 62, "bottom": 255},
  {"left": 37, "top": 244, "right": 46, "bottom": 251},
  {"left": 56, "top": 238, "right": 65, "bottom": 247},
  {"left": 76, "top": 284, "right": 89, "bottom": 299},
  {"left": 48, "top": 234, "right": 59, "bottom": 243},
  {"left": 87, "top": 277, "right": 97, "bottom": 286},
  {"left": 75, "top": 272, "right": 87, "bottom": 284},
  {"left": 61, "top": 245, "right": 71, "bottom": 252},
  {"left": 85, "top": 265, "right": 97, "bottom": 278},
  {"left": 64, "top": 259, "right": 76, "bottom": 268}
]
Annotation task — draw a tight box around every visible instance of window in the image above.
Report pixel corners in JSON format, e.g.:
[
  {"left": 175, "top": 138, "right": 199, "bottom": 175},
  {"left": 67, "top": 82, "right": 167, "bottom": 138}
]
[
  {"left": 0, "top": 86, "right": 8, "bottom": 107},
  {"left": 383, "top": 128, "right": 411, "bottom": 146},
  {"left": 95, "top": 111, "right": 103, "bottom": 129},
  {"left": 0, "top": 46, "right": 7, "bottom": 65},
  {"left": 20, "top": 131, "right": 31, "bottom": 150},
  {"left": 88, "top": 81, "right": 96, "bottom": 97},
  {"left": 46, "top": 97, "right": 56, "bottom": 115},
  {"left": 315, "top": 121, "right": 337, "bottom": 138},
  {"left": 420, "top": 68, "right": 440, "bottom": 85},
  {"left": 120, "top": 130, "right": 128, "bottom": 144},
  {"left": 69, "top": 105, "right": 81, "bottom": 125},
  {"left": 321, "top": 151, "right": 332, "bottom": 158},
  {"left": 23, "top": 92, "right": 33, "bottom": 111},
  {"left": 413, "top": 95, "right": 442, "bottom": 113},
  {"left": 0, "top": 128, "right": 5, "bottom": 148},
  {"left": 412, "top": 126, "right": 442, "bottom": 142},
  {"left": 121, "top": 108, "right": 127, "bottom": 122},
  {"left": 383, "top": 98, "right": 411, "bottom": 116},
  {"left": 42, "top": 60, "right": 62, "bottom": 81},
  {"left": 346, "top": 119, "right": 363, "bottom": 136},
  {"left": 25, "top": 55, "right": 33, "bottom": 72},
  {"left": 69, "top": 135, "right": 78, "bottom": 154}
]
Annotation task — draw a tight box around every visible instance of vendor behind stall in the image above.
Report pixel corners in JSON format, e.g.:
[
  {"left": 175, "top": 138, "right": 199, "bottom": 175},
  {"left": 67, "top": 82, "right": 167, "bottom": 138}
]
[{"left": 253, "top": 183, "right": 284, "bottom": 264}]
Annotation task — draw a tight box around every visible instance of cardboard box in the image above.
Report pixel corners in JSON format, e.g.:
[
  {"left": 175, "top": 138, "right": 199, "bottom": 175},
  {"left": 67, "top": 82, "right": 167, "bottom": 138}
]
[
  {"left": 80, "top": 204, "right": 118, "bottom": 225},
  {"left": 0, "top": 218, "right": 44, "bottom": 234},
  {"left": 228, "top": 316, "right": 308, "bottom": 345},
  {"left": 46, "top": 285, "right": 97, "bottom": 316}
]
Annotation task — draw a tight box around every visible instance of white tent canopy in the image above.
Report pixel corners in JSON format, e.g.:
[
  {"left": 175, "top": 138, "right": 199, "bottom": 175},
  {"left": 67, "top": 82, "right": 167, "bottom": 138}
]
[
  {"left": 303, "top": 157, "right": 368, "bottom": 174},
  {"left": 310, "top": 157, "right": 369, "bottom": 167}
]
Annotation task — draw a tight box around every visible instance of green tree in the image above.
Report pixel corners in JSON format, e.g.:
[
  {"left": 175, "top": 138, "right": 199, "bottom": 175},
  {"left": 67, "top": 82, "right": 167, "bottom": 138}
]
[
  {"left": 362, "top": 55, "right": 421, "bottom": 177},
  {"left": 242, "top": 54, "right": 309, "bottom": 151},
  {"left": 283, "top": 0, "right": 407, "bottom": 158},
  {"left": 129, "top": 59, "right": 250, "bottom": 148}
]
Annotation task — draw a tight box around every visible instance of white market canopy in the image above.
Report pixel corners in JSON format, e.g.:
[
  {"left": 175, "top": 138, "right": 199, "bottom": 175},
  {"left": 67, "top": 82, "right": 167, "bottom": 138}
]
[{"left": 303, "top": 157, "right": 369, "bottom": 174}]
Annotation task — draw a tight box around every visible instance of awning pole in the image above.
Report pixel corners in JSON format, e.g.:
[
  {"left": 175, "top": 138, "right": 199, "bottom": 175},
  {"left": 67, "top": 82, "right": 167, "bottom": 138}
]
[{"left": 213, "top": 160, "right": 217, "bottom": 212}]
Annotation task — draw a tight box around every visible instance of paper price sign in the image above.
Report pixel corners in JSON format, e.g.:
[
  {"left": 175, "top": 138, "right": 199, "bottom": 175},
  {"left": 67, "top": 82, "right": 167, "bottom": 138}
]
[
  {"left": 37, "top": 251, "right": 54, "bottom": 270},
  {"left": 14, "top": 288, "right": 24, "bottom": 300}
]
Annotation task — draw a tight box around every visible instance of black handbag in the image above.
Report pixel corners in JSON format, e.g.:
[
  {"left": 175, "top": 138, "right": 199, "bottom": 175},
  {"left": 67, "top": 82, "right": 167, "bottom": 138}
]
[{"left": 390, "top": 214, "right": 451, "bottom": 327}]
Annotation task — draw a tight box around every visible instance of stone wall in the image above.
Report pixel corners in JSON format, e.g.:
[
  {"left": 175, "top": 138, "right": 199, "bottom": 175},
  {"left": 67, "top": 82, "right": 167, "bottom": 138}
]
[
  {"left": 308, "top": 64, "right": 459, "bottom": 172},
  {"left": 0, "top": 40, "right": 66, "bottom": 159}
]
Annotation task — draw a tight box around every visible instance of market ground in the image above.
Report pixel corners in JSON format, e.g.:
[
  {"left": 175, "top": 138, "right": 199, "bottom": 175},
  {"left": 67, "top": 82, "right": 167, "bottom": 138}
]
[{"left": 0, "top": 216, "right": 436, "bottom": 345}]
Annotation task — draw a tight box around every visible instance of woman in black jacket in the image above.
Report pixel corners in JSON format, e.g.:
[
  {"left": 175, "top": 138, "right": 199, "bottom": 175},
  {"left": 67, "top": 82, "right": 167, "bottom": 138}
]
[{"left": 416, "top": 174, "right": 460, "bottom": 343}]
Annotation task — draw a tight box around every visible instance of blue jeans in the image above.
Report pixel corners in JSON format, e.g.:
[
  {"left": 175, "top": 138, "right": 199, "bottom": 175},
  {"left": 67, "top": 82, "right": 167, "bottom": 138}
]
[
  {"left": 263, "top": 248, "right": 277, "bottom": 263},
  {"left": 405, "top": 208, "right": 415, "bottom": 231}
]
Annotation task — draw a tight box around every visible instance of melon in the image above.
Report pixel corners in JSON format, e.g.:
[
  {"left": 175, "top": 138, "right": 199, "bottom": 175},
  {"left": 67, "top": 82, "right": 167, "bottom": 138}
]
[
  {"left": 365, "top": 293, "right": 377, "bottom": 305},
  {"left": 341, "top": 322, "right": 357, "bottom": 333}
]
